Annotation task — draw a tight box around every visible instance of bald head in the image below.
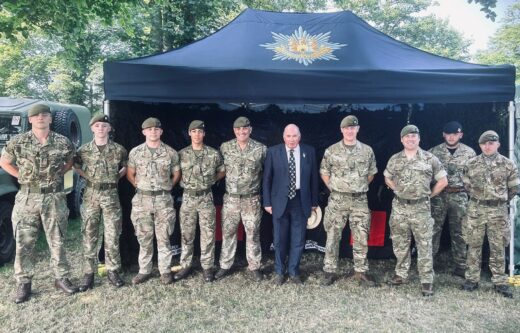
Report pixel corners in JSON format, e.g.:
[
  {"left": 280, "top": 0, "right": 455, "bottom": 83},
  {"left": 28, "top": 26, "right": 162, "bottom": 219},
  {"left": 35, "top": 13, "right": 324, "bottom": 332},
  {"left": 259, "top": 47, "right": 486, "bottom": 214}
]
[{"left": 283, "top": 124, "right": 301, "bottom": 149}]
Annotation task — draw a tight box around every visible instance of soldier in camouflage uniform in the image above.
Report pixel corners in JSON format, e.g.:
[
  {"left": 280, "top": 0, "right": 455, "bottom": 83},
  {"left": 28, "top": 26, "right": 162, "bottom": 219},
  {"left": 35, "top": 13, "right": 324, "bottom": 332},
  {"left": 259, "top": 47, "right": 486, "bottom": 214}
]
[
  {"left": 461, "top": 130, "right": 519, "bottom": 298},
  {"left": 320, "top": 116, "right": 377, "bottom": 287},
  {"left": 174, "top": 120, "right": 225, "bottom": 283},
  {"left": 384, "top": 125, "right": 447, "bottom": 297},
  {"left": 429, "top": 121, "right": 475, "bottom": 277},
  {"left": 215, "top": 117, "right": 266, "bottom": 282},
  {"left": 0, "top": 104, "right": 78, "bottom": 303},
  {"left": 74, "top": 114, "right": 128, "bottom": 291},
  {"left": 126, "top": 117, "right": 181, "bottom": 285}
]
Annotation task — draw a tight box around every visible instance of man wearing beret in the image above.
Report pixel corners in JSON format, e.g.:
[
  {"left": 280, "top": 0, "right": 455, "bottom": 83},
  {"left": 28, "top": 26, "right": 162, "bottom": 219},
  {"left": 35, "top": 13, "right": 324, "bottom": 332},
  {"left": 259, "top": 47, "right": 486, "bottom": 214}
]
[
  {"left": 384, "top": 124, "right": 447, "bottom": 296},
  {"left": 74, "top": 113, "right": 128, "bottom": 291},
  {"left": 215, "top": 117, "right": 267, "bottom": 281},
  {"left": 175, "top": 120, "right": 225, "bottom": 283},
  {"left": 320, "top": 115, "right": 377, "bottom": 286},
  {"left": 461, "top": 130, "right": 519, "bottom": 298},
  {"left": 0, "top": 104, "right": 78, "bottom": 303},
  {"left": 429, "top": 121, "right": 476, "bottom": 278},
  {"left": 126, "top": 117, "right": 181, "bottom": 285}
]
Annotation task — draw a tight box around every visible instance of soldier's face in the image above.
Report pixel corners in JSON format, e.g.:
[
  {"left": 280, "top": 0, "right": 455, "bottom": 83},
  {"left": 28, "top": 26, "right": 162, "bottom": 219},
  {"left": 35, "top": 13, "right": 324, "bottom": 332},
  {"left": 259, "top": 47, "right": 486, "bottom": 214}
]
[
  {"left": 233, "top": 126, "right": 251, "bottom": 144},
  {"left": 401, "top": 133, "right": 420, "bottom": 151},
  {"left": 91, "top": 122, "right": 111, "bottom": 138},
  {"left": 28, "top": 112, "right": 52, "bottom": 130},
  {"left": 142, "top": 126, "right": 162, "bottom": 142},
  {"left": 189, "top": 128, "right": 205, "bottom": 144},
  {"left": 341, "top": 125, "right": 359, "bottom": 143},
  {"left": 479, "top": 141, "right": 500, "bottom": 156},
  {"left": 283, "top": 126, "right": 301, "bottom": 149},
  {"left": 443, "top": 132, "right": 463, "bottom": 147}
]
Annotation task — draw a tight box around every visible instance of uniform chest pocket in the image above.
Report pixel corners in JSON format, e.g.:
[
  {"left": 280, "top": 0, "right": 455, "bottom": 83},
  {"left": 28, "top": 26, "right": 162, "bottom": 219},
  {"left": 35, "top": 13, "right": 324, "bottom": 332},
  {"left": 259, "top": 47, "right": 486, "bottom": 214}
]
[
  {"left": 411, "top": 162, "right": 432, "bottom": 178},
  {"left": 355, "top": 160, "right": 369, "bottom": 178}
]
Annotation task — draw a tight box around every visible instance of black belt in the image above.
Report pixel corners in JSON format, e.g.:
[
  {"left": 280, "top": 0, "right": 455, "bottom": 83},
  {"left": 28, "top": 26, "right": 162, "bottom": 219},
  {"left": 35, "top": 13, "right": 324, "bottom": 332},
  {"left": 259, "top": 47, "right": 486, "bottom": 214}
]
[
  {"left": 226, "top": 192, "right": 259, "bottom": 198},
  {"left": 183, "top": 188, "right": 211, "bottom": 196},
  {"left": 444, "top": 187, "right": 466, "bottom": 193},
  {"left": 396, "top": 196, "right": 429, "bottom": 205},
  {"left": 21, "top": 185, "right": 63, "bottom": 194},
  {"left": 333, "top": 191, "right": 366, "bottom": 198},
  {"left": 470, "top": 197, "right": 506, "bottom": 207},
  {"left": 86, "top": 181, "right": 117, "bottom": 190},
  {"left": 136, "top": 189, "right": 171, "bottom": 196}
]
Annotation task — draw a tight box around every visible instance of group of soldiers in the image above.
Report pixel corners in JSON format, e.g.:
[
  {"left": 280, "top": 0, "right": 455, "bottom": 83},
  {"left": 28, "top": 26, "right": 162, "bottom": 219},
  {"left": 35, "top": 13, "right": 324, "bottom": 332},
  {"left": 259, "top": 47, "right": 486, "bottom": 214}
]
[{"left": 1, "top": 103, "right": 518, "bottom": 304}]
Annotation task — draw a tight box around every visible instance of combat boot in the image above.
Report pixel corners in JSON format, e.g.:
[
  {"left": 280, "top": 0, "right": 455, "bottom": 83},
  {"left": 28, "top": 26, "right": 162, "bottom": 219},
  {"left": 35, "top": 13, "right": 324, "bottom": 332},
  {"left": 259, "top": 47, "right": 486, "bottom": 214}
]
[
  {"left": 494, "top": 284, "right": 513, "bottom": 298},
  {"left": 461, "top": 280, "right": 478, "bottom": 292},
  {"left": 55, "top": 278, "right": 78, "bottom": 295},
  {"left": 160, "top": 272, "right": 174, "bottom": 285},
  {"left": 78, "top": 273, "right": 94, "bottom": 292},
  {"left": 250, "top": 269, "right": 263, "bottom": 282},
  {"left": 321, "top": 272, "right": 336, "bottom": 286},
  {"left": 203, "top": 269, "right": 214, "bottom": 283},
  {"left": 355, "top": 272, "right": 376, "bottom": 287},
  {"left": 421, "top": 283, "right": 434, "bottom": 297},
  {"left": 386, "top": 275, "right": 405, "bottom": 286},
  {"left": 214, "top": 268, "right": 230, "bottom": 281},
  {"left": 131, "top": 273, "right": 151, "bottom": 285},
  {"left": 453, "top": 267, "right": 465, "bottom": 279},
  {"left": 107, "top": 270, "right": 124, "bottom": 288},
  {"left": 174, "top": 267, "right": 192, "bottom": 281},
  {"left": 14, "top": 282, "right": 31, "bottom": 304}
]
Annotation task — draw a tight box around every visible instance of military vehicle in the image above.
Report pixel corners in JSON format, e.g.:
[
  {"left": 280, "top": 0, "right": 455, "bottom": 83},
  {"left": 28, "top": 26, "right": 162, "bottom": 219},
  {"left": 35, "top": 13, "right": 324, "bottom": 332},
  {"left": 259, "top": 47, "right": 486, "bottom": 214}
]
[{"left": 0, "top": 97, "right": 93, "bottom": 263}]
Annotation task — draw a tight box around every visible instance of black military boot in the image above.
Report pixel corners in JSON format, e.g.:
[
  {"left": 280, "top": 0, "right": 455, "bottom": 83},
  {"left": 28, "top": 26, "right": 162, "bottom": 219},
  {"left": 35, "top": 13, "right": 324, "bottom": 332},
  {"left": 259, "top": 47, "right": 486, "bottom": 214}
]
[
  {"left": 131, "top": 273, "right": 151, "bottom": 285},
  {"left": 494, "top": 284, "right": 513, "bottom": 298},
  {"left": 250, "top": 269, "right": 263, "bottom": 282},
  {"left": 421, "top": 283, "right": 434, "bottom": 297},
  {"left": 461, "top": 280, "right": 479, "bottom": 292},
  {"left": 14, "top": 282, "right": 32, "bottom": 304},
  {"left": 214, "top": 268, "right": 230, "bottom": 281},
  {"left": 174, "top": 267, "right": 192, "bottom": 281},
  {"left": 160, "top": 272, "right": 174, "bottom": 285},
  {"left": 107, "top": 270, "right": 124, "bottom": 288},
  {"left": 355, "top": 272, "right": 377, "bottom": 288},
  {"left": 55, "top": 278, "right": 78, "bottom": 295},
  {"left": 203, "top": 269, "right": 214, "bottom": 283},
  {"left": 321, "top": 272, "right": 336, "bottom": 286},
  {"left": 78, "top": 273, "right": 94, "bottom": 292}
]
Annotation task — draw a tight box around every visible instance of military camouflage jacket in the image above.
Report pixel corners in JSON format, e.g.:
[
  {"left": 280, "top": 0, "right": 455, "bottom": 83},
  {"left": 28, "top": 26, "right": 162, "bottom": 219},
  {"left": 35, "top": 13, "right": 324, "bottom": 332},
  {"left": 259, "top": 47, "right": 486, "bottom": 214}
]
[
  {"left": 220, "top": 138, "right": 266, "bottom": 195},
  {"left": 320, "top": 140, "right": 377, "bottom": 193},
  {"left": 128, "top": 142, "right": 180, "bottom": 191},
  {"left": 384, "top": 148, "right": 446, "bottom": 200},
  {"left": 74, "top": 140, "right": 128, "bottom": 184},
  {"left": 463, "top": 153, "right": 520, "bottom": 201},
  {"left": 179, "top": 145, "right": 224, "bottom": 191},
  {"left": 1, "top": 131, "right": 74, "bottom": 187},
  {"left": 429, "top": 142, "right": 476, "bottom": 188}
]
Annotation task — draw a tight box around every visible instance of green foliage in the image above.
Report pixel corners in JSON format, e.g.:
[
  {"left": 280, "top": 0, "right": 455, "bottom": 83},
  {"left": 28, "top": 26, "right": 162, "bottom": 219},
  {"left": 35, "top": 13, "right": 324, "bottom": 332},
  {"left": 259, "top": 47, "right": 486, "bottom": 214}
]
[
  {"left": 242, "top": 0, "right": 328, "bottom": 12},
  {"left": 468, "top": 0, "right": 497, "bottom": 21}
]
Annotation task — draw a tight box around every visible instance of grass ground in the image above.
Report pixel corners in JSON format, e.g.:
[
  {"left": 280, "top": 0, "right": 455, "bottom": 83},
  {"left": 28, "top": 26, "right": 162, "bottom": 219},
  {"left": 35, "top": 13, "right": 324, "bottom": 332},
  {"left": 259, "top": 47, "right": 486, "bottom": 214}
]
[{"left": 1, "top": 219, "right": 519, "bottom": 333}]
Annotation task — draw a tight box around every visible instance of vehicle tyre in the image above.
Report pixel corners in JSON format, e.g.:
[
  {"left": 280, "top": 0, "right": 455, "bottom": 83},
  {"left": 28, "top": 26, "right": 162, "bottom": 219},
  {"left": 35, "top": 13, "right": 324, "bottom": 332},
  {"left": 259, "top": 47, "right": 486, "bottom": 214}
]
[
  {"left": 0, "top": 201, "right": 15, "bottom": 264},
  {"left": 53, "top": 109, "right": 82, "bottom": 148},
  {"left": 68, "top": 175, "right": 86, "bottom": 218}
]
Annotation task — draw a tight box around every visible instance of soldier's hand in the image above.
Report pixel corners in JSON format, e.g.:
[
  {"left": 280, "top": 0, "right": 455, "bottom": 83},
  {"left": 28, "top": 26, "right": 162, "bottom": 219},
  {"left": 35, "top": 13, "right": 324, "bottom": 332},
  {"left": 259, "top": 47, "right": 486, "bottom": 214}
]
[{"left": 264, "top": 207, "right": 273, "bottom": 215}]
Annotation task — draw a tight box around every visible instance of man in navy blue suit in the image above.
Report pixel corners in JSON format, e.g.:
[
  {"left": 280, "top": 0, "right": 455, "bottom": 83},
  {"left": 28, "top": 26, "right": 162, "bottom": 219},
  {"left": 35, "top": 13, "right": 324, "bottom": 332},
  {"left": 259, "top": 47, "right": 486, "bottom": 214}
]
[{"left": 263, "top": 124, "right": 319, "bottom": 285}]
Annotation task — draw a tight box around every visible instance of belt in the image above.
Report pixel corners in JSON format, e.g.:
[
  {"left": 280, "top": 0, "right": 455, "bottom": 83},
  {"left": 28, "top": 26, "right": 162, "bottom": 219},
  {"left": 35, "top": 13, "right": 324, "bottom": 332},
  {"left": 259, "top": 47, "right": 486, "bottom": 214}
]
[
  {"left": 20, "top": 185, "right": 63, "bottom": 194},
  {"left": 86, "top": 181, "right": 117, "bottom": 190},
  {"left": 333, "top": 191, "right": 366, "bottom": 198},
  {"left": 470, "top": 197, "right": 506, "bottom": 207},
  {"left": 226, "top": 192, "right": 259, "bottom": 198},
  {"left": 136, "top": 189, "right": 171, "bottom": 196},
  {"left": 444, "top": 187, "right": 466, "bottom": 193},
  {"left": 183, "top": 188, "right": 211, "bottom": 196},
  {"left": 395, "top": 196, "right": 429, "bottom": 205}
]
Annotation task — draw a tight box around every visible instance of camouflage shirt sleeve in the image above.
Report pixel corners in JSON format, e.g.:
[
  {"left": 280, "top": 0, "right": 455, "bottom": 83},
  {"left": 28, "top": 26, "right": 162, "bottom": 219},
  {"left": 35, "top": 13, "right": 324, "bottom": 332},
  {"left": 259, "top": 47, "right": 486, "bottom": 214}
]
[
  {"left": 120, "top": 146, "right": 128, "bottom": 168},
  {"left": 128, "top": 147, "right": 137, "bottom": 169},
  {"left": 216, "top": 149, "right": 225, "bottom": 173},
  {"left": 368, "top": 148, "right": 377, "bottom": 176},
  {"left": 383, "top": 155, "right": 396, "bottom": 179},
  {"left": 63, "top": 137, "right": 75, "bottom": 164},
  {"left": 319, "top": 148, "right": 331, "bottom": 176},
  {"left": 171, "top": 150, "right": 180, "bottom": 173},
  {"left": 73, "top": 146, "right": 84, "bottom": 169},
  {"left": 1, "top": 137, "right": 17, "bottom": 162},
  {"left": 431, "top": 155, "right": 447, "bottom": 181},
  {"left": 507, "top": 159, "right": 520, "bottom": 199}
]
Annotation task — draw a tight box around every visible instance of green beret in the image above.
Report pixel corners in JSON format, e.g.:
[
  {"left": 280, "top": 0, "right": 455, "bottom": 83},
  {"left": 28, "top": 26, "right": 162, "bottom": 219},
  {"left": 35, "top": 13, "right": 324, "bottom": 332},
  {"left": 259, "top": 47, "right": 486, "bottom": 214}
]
[
  {"left": 189, "top": 120, "right": 205, "bottom": 131},
  {"left": 28, "top": 104, "right": 51, "bottom": 117},
  {"left": 340, "top": 115, "right": 359, "bottom": 128},
  {"left": 89, "top": 113, "right": 110, "bottom": 126},
  {"left": 478, "top": 130, "right": 499, "bottom": 144},
  {"left": 233, "top": 116, "right": 250, "bottom": 128},
  {"left": 141, "top": 117, "right": 162, "bottom": 129},
  {"left": 400, "top": 124, "right": 420, "bottom": 137}
]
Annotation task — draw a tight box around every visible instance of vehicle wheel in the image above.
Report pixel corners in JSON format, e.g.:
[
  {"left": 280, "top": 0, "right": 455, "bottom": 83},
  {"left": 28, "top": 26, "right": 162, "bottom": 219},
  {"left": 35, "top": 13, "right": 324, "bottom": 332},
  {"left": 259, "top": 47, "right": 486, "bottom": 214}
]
[
  {"left": 68, "top": 176, "right": 86, "bottom": 218},
  {"left": 0, "top": 201, "right": 15, "bottom": 264},
  {"left": 53, "top": 109, "right": 82, "bottom": 149}
]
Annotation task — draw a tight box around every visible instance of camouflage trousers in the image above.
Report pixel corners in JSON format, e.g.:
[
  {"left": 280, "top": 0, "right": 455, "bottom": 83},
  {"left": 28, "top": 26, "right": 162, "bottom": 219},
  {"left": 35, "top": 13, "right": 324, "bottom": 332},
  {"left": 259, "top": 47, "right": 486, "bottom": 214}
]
[
  {"left": 465, "top": 201, "right": 509, "bottom": 285},
  {"left": 179, "top": 192, "right": 216, "bottom": 270},
  {"left": 81, "top": 187, "right": 122, "bottom": 274},
  {"left": 131, "top": 192, "right": 175, "bottom": 275},
  {"left": 323, "top": 193, "right": 370, "bottom": 274},
  {"left": 431, "top": 192, "right": 468, "bottom": 270},
  {"left": 390, "top": 199, "right": 434, "bottom": 283},
  {"left": 220, "top": 194, "right": 262, "bottom": 270},
  {"left": 12, "top": 191, "right": 70, "bottom": 283}
]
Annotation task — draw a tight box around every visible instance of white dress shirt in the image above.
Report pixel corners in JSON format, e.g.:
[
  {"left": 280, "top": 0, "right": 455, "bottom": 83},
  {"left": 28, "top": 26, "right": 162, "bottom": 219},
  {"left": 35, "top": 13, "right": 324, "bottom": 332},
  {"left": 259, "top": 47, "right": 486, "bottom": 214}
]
[{"left": 285, "top": 145, "right": 301, "bottom": 190}]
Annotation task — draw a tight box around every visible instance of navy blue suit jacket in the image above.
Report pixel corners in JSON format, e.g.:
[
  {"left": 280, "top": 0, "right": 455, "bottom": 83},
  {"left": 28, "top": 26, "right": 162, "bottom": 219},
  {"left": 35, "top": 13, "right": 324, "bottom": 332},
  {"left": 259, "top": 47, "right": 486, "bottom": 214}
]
[{"left": 262, "top": 143, "right": 319, "bottom": 219}]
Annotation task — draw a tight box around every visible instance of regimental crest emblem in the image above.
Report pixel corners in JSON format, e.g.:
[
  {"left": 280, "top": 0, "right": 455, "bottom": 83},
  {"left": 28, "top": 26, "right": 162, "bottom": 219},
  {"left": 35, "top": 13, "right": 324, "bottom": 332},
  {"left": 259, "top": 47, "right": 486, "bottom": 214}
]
[{"left": 260, "top": 26, "right": 347, "bottom": 66}]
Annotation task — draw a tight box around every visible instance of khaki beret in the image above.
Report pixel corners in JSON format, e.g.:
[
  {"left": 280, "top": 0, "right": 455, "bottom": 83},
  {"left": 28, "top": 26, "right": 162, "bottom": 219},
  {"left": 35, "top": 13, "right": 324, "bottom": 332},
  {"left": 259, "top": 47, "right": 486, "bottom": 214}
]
[
  {"left": 443, "top": 121, "right": 463, "bottom": 134},
  {"left": 478, "top": 130, "right": 499, "bottom": 144},
  {"left": 233, "top": 116, "right": 251, "bottom": 128},
  {"left": 141, "top": 117, "right": 162, "bottom": 129},
  {"left": 400, "top": 124, "right": 420, "bottom": 137},
  {"left": 189, "top": 120, "right": 205, "bottom": 131},
  {"left": 340, "top": 115, "right": 359, "bottom": 128},
  {"left": 28, "top": 104, "right": 51, "bottom": 117},
  {"left": 89, "top": 113, "right": 110, "bottom": 126}
]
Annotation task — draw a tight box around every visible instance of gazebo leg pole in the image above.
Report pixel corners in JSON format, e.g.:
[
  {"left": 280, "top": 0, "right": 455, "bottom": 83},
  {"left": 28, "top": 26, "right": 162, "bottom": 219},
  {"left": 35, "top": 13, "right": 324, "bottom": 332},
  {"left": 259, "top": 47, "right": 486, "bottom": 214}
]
[{"left": 509, "top": 101, "right": 516, "bottom": 278}]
